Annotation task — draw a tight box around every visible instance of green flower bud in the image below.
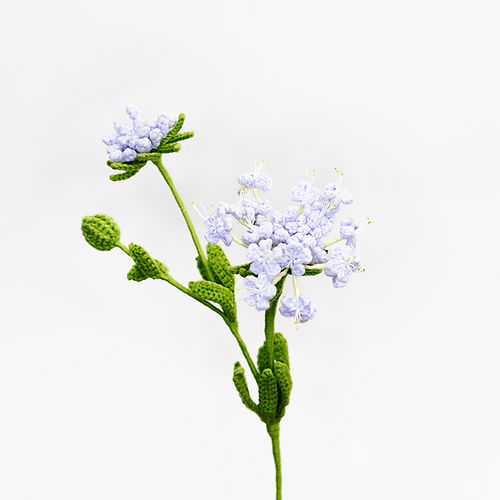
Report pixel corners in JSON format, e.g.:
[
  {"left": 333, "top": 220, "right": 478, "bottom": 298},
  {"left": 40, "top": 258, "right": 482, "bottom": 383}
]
[
  {"left": 81, "top": 214, "right": 120, "bottom": 251},
  {"left": 258, "top": 368, "right": 278, "bottom": 423},
  {"left": 274, "top": 361, "right": 293, "bottom": 419},
  {"left": 232, "top": 362, "right": 258, "bottom": 413}
]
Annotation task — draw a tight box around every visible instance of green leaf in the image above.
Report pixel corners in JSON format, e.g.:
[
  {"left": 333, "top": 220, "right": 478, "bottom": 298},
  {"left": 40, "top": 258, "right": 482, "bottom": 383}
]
[
  {"left": 154, "top": 142, "right": 181, "bottom": 154},
  {"left": 81, "top": 214, "right": 120, "bottom": 251},
  {"left": 258, "top": 368, "right": 278, "bottom": 423},
  {"left": 232, "top": 362, "right": 258, "bottom": 413},
  {"left": 274, "top": 361, "right": 293, "bottom": 419},
  {"left": 196, "top": 256, "right": 212, "bottom": 281},
  {"left": 109, "top": 169, "right": 140, "bottom": 182},
  {"left": 207, "top": 243, "right": 234, "bottom": 291},
  {"left": 188, "top": 280, "right": 236, "bottom": 321},
  {"left": 128, "top": 243, "right": 167, "bottom": 279},
  {"left": 127, "top": 264, "right": 148, "bottom": 282}
]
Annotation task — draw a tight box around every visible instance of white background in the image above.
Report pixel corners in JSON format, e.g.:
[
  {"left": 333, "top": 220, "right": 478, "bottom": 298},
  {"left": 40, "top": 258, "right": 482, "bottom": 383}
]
[{"left": 1, "top": 1, "right": 499, "bottom": 499}]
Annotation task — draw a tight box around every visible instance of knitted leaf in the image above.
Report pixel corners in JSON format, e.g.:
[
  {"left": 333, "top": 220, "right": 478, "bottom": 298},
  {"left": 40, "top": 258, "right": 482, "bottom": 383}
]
[
  {"left": 154, "top": 142, "right": 181, "bottom": 154},
  {"left": 275, "top": 361, "right": 293, "bottom": 419},
  {"left": 107, "top": 159, "right": 147, "bottom": 182},
  {"left": 196, "top": 256, "right": 212, "bottom": 281},
  {"left": 188, "top": 280, "right": 236, "bottom": 321},
  {"left": 258, "top": 368, "right": 278, "bottom": 422},
  {"left": 207, "top": 243, "right": 234, "bottom": 291},
  {"left": 166, "top": 113, "right": 185, "bottom": 138},
  {"left": 128, "top": 243, "right": 166, "bottom": 279},
  {"left": 127, "top": 264, "right": 147, "bottom": 282},
  {"left": 81, "top": 214, "right": 120, "bottom": 251},
  {"left": 257, "top": 332, "right": 290, "bottom": 373},
  {"left": 232, "top": 362, "right": 258, "bottom": 413}
]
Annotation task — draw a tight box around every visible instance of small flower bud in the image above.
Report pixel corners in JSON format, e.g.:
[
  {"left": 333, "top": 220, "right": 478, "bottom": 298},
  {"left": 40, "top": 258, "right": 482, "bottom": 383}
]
[{"left": 81, "top": 214, "right": 120, "bottom": 251}]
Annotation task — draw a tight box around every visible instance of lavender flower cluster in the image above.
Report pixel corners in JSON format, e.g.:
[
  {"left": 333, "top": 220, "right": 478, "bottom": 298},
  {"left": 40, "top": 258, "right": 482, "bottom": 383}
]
[
  {"left": 103, "top": 106, "right": 176, "bottom": 163},
  {"left": 199, "top": 161, "right": 362, "bottom": 324}
]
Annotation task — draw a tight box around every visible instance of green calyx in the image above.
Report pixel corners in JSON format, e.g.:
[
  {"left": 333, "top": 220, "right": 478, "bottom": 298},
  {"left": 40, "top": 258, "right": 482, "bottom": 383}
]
[
  {"left": 81, "top": 214, "right": 121, "bottom": 251},
  {"left": 128, "top": 243, "right": 168, "bottom": 280}
]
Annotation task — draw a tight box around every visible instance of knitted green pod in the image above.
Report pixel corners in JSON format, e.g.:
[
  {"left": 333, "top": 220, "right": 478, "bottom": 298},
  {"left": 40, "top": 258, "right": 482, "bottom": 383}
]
[
  {"left": 232, "top": 362, "right": 258, "bottom": 413},
  {"left": 273, "top": 332, "right": 290, "bottom": 367},
  {"left": 196, "top": 255, "right": 212, "bottom": 281},
  {"left": 129, "top": 243, "right": 164, "bottom": 279},
  {"left": 274, "top": 361, "right": 293, "bottom": 419},
  {"left": 257, "top": 343, "right": 271, "bottom": 373},
  {"left": 127, "top": 264, "right": 147, "bottom": 282},
  {"left": 188, "top": 280, "right": 236, "bottom": 321},
  {"left": 258, "top": 368, "right": 279, "bottom": 422},
  {"left": 257, "top": 333, "right": 290, "bottom": 373},
  {"left": 207, "top": 243, "right": 234, "bottom": 291},
  {"left": 81, "top": 214, "right": 120, "bottom": 251}
]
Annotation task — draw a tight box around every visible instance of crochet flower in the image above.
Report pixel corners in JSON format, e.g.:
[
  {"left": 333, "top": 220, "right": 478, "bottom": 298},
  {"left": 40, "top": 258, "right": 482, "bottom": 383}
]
[
  {"left": 339, "top": 218, "right": 358, "bottom": 248},
  {"left": 279, "top": 294, "right": 317, "bottom": 323},
  {"left": 324, "top": 246, "right": 360, "bottom": 288},
  {"left": 103, "top": 106, "right": 176, "bottom": 162},
  {"left": 279, "top": 237, "right": 313, "bottom": 276},
  {"left": 200, "top": 161, "right": 364, "bottom": 321},
  {"left": 247, "top": 238, "right": 283, "bottom": 280},
  {"left": 244, "top": 274, "right": 277, "bottom": 311},
  {"left": 199, "top": 205, "right": 233, "bottom": 246}
]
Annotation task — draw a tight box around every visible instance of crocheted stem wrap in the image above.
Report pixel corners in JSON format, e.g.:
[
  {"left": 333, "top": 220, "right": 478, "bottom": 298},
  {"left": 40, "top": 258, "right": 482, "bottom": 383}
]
[{"left": 267, "top": 423, "right": 282, "bottom": 500}]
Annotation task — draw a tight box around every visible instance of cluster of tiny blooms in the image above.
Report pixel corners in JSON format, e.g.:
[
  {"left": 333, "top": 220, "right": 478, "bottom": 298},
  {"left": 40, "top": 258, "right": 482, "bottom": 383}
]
[
  {"left": 197, "top": 160, "right": 362, "bottom": 324},
  {"left": 102, "top": 106, "right": 177, "bottom": 162}
]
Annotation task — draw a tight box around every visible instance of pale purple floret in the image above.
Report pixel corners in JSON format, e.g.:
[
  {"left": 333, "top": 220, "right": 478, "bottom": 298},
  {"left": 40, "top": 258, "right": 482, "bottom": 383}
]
[
  {"left": 244, "top": 275, "right": 277, "bottom": 311},
  {"left": 279, "top": 294, "right": 317, "bottom": 323},
  {"left": 103, "top": 106, "right": 176, "bottom": 162},
  {"left": 241, "top": 219, "right": 273, "bottom": 245},
  {"left": 204, "top": 206, "right": 233, "bottom": 246},
  {"left": 339, "top": 218, "right": 358, "bottom": 247},
  {"left": 238, "top": 172, "right": 273, "bottom": 192},
  {"left": 279, "top": 237, "right": 313, "bottom": 276},
  {"left": 247, "top": 239, "right": 283, "bottom": 280},
  {"left": 324, "top": 246, "right": 360, "bottom": 288}
]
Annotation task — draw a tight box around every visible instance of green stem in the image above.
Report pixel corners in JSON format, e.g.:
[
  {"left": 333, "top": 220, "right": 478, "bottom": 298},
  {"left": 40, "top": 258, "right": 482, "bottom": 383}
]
[
  {"left": 227, "top": 321, "right": 259, "bottom": 382},
  {"left": 267, "top": 423, "right": 282, "bottom": 500},
  {"left": 152, "top": 157, "right": 213, "bottom": 280},
  {"left": 264, "top": 275, "right": 287, "bottom": 367}
]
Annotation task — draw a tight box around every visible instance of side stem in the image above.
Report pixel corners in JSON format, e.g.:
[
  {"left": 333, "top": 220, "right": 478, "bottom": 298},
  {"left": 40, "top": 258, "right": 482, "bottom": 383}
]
[
  {"left": 267, "top": 423, "right": 282, "bottom": 500},
  {"left": 264, "top": 275, "right": 287, "bottom": 366},
  {"left": 152, "top": 157, "right": 213, "bottom": 280}
]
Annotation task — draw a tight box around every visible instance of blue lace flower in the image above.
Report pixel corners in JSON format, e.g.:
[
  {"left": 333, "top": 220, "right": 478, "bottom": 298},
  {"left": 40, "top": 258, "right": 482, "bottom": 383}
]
[
  {"left": 279, "top": 293, "right": 317, "bottom": 323},
  {"left": 244, "top": 274, "right": 277, "bottom": 311},
  {"left": 103, "top": 106, "right": 176, "bottom": 162},
  {"left": 247, "top": 239, "right": 283, "bottom": 280}
]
